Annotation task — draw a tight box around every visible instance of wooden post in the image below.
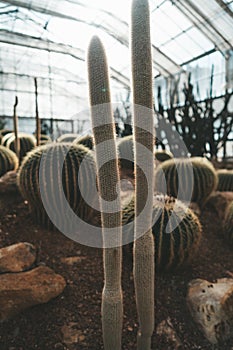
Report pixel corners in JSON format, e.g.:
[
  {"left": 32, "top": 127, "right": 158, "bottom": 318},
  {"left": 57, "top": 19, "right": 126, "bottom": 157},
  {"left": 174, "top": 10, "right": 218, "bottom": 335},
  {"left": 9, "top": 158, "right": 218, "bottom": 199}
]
[{"left": 34, "top": 77, "right": 40, "bottom": 146}]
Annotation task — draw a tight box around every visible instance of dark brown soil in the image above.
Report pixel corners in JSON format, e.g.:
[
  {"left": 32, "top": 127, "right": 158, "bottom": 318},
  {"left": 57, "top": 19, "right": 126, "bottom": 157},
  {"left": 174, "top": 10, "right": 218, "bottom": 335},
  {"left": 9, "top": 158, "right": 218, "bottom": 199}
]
[{"left": 0, "top": 187, "right": 233, "bottom": 350}]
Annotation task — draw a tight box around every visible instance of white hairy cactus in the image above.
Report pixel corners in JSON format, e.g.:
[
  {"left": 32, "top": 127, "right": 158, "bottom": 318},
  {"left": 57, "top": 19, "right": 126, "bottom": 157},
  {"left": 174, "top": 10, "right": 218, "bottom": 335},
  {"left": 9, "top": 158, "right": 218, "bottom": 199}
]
[
  {"left": 131, "top": 0, "right": 155, "bottom": 349},
  {"left": 88, "top": 36, "right": 123, "bottom": 350}
]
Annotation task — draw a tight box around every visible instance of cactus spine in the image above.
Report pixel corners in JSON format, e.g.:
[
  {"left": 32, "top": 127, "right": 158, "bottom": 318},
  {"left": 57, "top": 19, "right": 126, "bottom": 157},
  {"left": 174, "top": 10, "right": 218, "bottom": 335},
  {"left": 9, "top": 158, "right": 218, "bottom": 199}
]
[
  {"left": 56, "top": 133, "right": 79, "bottom": 143},
  {"left": 131, "top": 0, "right": 155, "bottom": 348},
  {"left": 0, "top": 145, "right": 18, "bottom": 177},
  {"left": 123, "top": 195, "right": 202, "bottom": 270},
  {"left": 75, "top": 134, "right": 94, "bottom": 150},
  {"left": 88, "top": 36, "right": 123, "bottom": 349},
  {"left": 217, "top": 169, "right": 233, "bottom": 192},
  {"left": 155, "top": 157, "right": 218, "bottom": 205}
]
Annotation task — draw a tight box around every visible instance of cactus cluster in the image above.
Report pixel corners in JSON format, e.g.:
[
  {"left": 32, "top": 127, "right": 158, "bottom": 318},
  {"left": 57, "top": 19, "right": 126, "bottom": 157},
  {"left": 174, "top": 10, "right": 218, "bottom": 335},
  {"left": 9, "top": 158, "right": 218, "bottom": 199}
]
[
  {"left": 40, "top": 134, "right": 52, "bottom": 145},
  {"left": 216, "top": 169, "right": 233, "bottom": 192},
  {"left": 0, "top": 145, "right": 19, "bottom": 177},
  {"left": 75, "top": 134, "right": 94, "bottom": 150},
  {"left": 224, "top": 201, "right": 233, "bottom": 245},
  {"left": 18, "top": 143, "right": 97, "bottom": 229},
  {"left": 155, "top": 149, "right": 173, "bottom": 162},
  {"left": 117, "top": 135, "right": 134, "bottom": 171},
  {"left": 155, "top": 156, "right": 218, "bottom": 205},
  {"left": 122, "top": 194, "right": 202, "bottom": 270}
]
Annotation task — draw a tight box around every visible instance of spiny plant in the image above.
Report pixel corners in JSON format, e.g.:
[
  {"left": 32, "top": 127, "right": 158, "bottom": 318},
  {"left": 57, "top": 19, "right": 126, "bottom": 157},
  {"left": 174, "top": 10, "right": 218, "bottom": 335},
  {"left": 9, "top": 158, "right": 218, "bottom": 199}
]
[
  {"left": 155, "top": 156, "right": 218, "bottom": 206},
  {"left": 18, "top": 143, "right": 97, "bottom": 229},
  {"left": 1, "top": 132, "right": 14, "bottom": 146},
  {"left": 39, "top": 134, "right": 52, "bottom": 145},
  {"left": 56, "top": 133, "right": 79, "bottom": 143},
  {"left": 131, "top": 0, "right": 155, "bottom": 348},
  {"left": 122, "top": 194, "right": 202, "bottom": 270},
  {"left": 117, "top": 135, "right": 134, "bottom": 171},
  {"left": 224, "top": 201, "right": 233, "bottom": 245},
  {"left": 5, "top": 133, "right": 36, "bottom": 162},
  {"left": 75, "top": 134, "right": 94, "bottom": 150},
  {"left": 154, "top": 149, "right": 173, "bottom": 162},
  {"left": 0, "top": 145, "right": 18, "bottom": 177},
  {"left": 0, "top": 129, "right": 13, "bottom": 144},
  {"left": 216, "top": 169, "right": 233, "bottom": 192},
  {"left": 88, "top": 37, "right": 123, "bottom": 349}
]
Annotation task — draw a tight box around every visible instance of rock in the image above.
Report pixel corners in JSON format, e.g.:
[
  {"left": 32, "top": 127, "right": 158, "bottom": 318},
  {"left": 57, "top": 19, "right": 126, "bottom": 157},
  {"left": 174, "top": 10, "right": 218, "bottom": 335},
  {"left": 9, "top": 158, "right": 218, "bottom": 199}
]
[
  {"left": 0, "top": 242, "right": 36, "bottom": 273},
  {"left": 60, "top": 256, "right": 86, "bottom": 265},
  {"left": 61, "top": 322, "right": 86, "bottom": 346},
  {"left": 0, "top": 265, "right": 66, "bottom": 321},
  {"left": 156, "top": 317, "right": 182, "bottom": 349},
  {"left": 187, "top": 278, "right": 233, "bottom": 344}
]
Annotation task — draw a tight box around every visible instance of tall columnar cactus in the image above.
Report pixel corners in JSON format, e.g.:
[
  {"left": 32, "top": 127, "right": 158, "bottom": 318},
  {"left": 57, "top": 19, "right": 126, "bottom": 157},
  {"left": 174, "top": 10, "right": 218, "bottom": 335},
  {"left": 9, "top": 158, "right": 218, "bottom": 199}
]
[
  {"left": 18, "top": 143, "right": 96, "bottom": 228},
  {"left": 88, "top": 36, "right": 123, "bottom": 350},
  {"left": 0, "top": 145, "right": 19, "bottom": 177},
  {"left": 216, "top": 169, "right": 233, "bottom": 192},
  {"left": 5, "top": 133, "right": 36, "bottom": 162},
  {"left": 75, "top": 134, "right": 94, "bottom": 150},
  {"left": 224, "top": 201, "right": 233, "bottom": 245},
  {"left": 56, "top": 133, "right": 79, "bottom": 143},
  {"left": 155, "top": 157, "right": 218, "bottom": 205},
  {"left": 131, "top": 0, "right": 155, "bottom": 348},
  {"left": 122, "top": 194, "right": 202, "bottom": 270},
  {"left": 117, "top": 135, "right": 134, "bottom": 171}
]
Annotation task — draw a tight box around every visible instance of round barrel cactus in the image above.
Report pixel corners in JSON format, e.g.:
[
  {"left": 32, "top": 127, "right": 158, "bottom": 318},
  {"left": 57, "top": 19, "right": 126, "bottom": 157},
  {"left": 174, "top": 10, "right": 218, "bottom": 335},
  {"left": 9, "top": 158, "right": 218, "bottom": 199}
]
[
  {"left": 117, "top": 135, "right": 134, "bottom": 171},
  {"left": 155, "top": 149, "right": 173, "bottom": 162},
  {"left": 1, "top": 132, "right": 14, "bottom": 147},
  {"left": 0, "top": 129, "right": 13, "bottom": 144},
  {"left": 18, "top": 143, "right": 97, "bottom": 229},
  {"left": 40, "top": 134, "right": 52, "bottom": 145},
  {"left": 5, "top": 133, "right": 36, "bottom": 161},
  {"left": 216, "top": 169, "right": 233, "bottom": 192},
  {"left": 224, "top": 201, "right": 233, "bottom": 245},
  {"left": 75, "top": 134, "right": 94, "bottom": 150},
  {"left": 154, "top": 157, "right": 218, "bottom": 205},
  {"left": 122, "top": 194, "right": 202, "bottom": 270},
  {"left": 0, "top": 145, "right": 18, "bottom": 177},
  {"left": 56, "top": 133, "right": 79, "bottom": 143}
]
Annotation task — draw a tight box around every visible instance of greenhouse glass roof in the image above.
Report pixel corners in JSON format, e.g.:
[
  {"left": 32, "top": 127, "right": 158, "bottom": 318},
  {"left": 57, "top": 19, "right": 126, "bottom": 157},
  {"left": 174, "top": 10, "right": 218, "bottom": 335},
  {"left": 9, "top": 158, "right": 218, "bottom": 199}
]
[{"left": 0, "top": 0, "right": 232, "bottom": 118}]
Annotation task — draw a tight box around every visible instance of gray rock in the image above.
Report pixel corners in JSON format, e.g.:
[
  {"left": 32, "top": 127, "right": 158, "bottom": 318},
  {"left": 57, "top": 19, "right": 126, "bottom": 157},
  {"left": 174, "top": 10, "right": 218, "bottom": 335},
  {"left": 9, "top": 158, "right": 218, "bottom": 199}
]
[
  {"left": 0, "top": 265, "right": 66, "bottom": 321},
  {"left": 187, "top": 278, "right": 233, "bottom": 344},
  {"left": 0, "top": 242, "right": 36, "bottom": 273}
]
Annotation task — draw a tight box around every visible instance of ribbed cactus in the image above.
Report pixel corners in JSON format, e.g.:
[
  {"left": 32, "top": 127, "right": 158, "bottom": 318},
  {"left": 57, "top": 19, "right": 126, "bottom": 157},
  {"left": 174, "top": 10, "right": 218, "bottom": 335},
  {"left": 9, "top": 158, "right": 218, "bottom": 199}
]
[
  {"left": 217, "top": 169, "right": 233, "bottom": 192},
  {"left": 75, "top": 134, "right": 94, "bottom": 150},
  {"left": 224, "top": 201, "right": 233, "bottom": 245},
  {"left": 1, "top": 132, "right": 14, "bottom": 147},
  {"left": 0, "top": 145, "right": 18, "bottom": 177},
  {"left": 18, "top": 143, "right": 96, "bottom": 228},
  {"left": 0, "top": 129, "right": 13, "bottom": 144},
  {"left": 131, "top": 0, "right": 155, "bottom": 349},
  {"left": 40, "top": 134, "right": 52, "bottom": 145},
  {"left": 56, "top": 133, "right": 79, "bottom": 143},
  {"left": 155, "top": 157, "right": 218, "bottom": 205},
  {"left": 117, "top": 135, "right": 134, "bottom": 171},
  {"left": 5, "top": 133, "right": 36, "bottom": 161},
  {"left": 155, "top": 149, "right": 173, "bottom": 162},
  {"left": 88, "top": 36, "right": 123, "bottom": 350},
  {"left": 123, "top": 194, "right": 202, "bottom": 270}
]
